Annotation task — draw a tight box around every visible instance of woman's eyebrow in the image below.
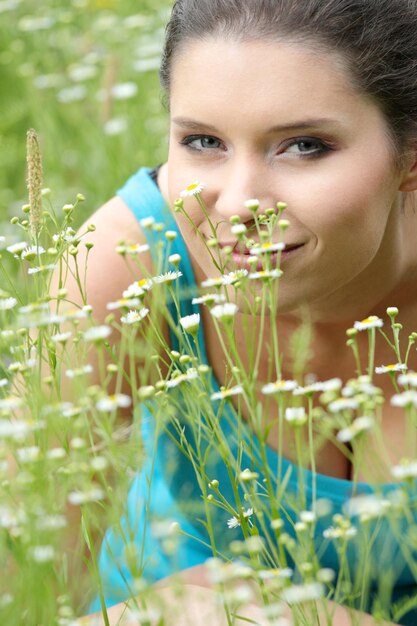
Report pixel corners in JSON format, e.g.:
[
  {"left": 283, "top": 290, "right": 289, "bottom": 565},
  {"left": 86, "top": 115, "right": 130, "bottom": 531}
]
[{"left": 172, "top": 116, "right": 341, "bottom": 132}]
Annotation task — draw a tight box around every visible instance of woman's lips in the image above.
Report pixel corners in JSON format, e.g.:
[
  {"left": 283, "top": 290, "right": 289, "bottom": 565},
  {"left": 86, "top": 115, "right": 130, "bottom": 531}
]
[{"left": 223, "top": 242, "right": 305, "bottom": 271}]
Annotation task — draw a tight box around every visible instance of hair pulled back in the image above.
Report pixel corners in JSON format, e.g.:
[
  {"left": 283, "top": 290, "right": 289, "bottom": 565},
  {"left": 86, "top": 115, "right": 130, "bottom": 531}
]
[{"left": 160, "top": 0, "right": 417, "bottom": 159}]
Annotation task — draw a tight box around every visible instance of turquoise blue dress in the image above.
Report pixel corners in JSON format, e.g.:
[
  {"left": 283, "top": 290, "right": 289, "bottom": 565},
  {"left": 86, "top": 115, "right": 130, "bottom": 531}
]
[{"left": 91, "top": 168, "right": 417, "bottom": 625}]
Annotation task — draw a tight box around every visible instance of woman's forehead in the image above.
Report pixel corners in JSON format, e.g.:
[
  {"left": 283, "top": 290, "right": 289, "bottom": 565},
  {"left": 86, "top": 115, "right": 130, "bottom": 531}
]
[{"left": 169, "top": 38, "right": 379, "bottom": 131}]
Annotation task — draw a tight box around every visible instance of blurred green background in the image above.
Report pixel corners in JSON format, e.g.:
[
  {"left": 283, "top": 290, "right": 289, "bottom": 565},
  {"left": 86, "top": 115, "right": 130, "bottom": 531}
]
[{"left": 0, "top": 0, "right": 171, "bottom": 230}]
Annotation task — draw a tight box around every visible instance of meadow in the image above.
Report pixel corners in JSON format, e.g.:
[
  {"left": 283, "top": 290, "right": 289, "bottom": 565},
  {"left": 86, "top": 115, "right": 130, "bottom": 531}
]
[{"left": 2, "top": 2, "right": 417, "bottom": 626}]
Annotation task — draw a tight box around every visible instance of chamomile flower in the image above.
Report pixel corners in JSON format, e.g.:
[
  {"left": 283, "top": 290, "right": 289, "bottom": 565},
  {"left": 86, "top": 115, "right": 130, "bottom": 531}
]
[
  {"left": 21, "top": 245, "right": 46, "bottom": 261},
  {"left": 0, "top": 396, "right": 22, "bottom": 411},
  {"left": 391, "top": 390, "right": 417, "bottom": 408},
  {"left": 83, "top": 325, "right": 112, "bottom": 342},
  {"left": 249, "top": 241, "right": 285, "bottom": 255},
  {"left": 166, "top": 368, "right": 199, "bottom": 388},
  {"left": 248, "top": 268, "right": 283, "bottom": 281},
  {"left": 68, "top": 487, "right": 105, "bottom": 505},
  {"left": 211, "top": 385, "right": 244, "bottom": 401},
  {"left": 28, "top": 264, "right": 56, "bottom": 275},
  {"left": 0, "top": 297, "right": 17, "bottom": 310},
  {"left": 231, "top": 224, "right": 247, "bottom": 236},
  {"left": 201, "top": 270, "right": 248, "bottom": 288},
  {"left": 96, "top": 394, "right": 131, "bottom": 412},
  {"left": 122, "top": 279, "right": 153, "bottom": 299},
  {"left": 375, "top": 363, "right": 407, "bottom": 375},
  {"left": 153, "top": 270, "right": 183, "bottom": 285},
  {"left": 391, "top": 460, "right": 417, "bottom": 481},
  {"left": 192, "top": 293, "right": 226, "bottom": 306},
  {"left": 107, "top": 297, "right": 142, "bottom": 310},
  {"left": 398, "top": 372, "right": 417, "bottom": 387},
  {"left": 353, "top": 316, "right": 384, "bottom": 331},
  {"left": 180, "top": 313, "right": 200, "bottom": 334},
  {"left": 65, "top": 365, "right": 93, "bottom": 379},
  {"left": 210, "top": 303, "right": 239, "bottom": 321},
  {"left": 51, "top": 331, "right": 72, "bottom": 344},
  {"left": 180, "top": 181, "right": 205, "bottom": 197},
  {"left": 227, "top": 507, "right": 254, "bottom": 529},
  {"left": 285, "top": 407, "right": 307, "bottom": 426},
  {"left": 261, "top": 379, "right": 297, "bottom": 394},
  {"left": 336, "top": 416, "right": 374, "bottom": 443},
  {"left": 281, "top": 583, "right": 324, "bottom": 605},
  {"left": 328, "top": 397, "right": 359, "bottom": 413},
  {"left": 124, "top": 243, "right": 150, "bottom": 255},
  {"left": 139, "top": 216, "right": 155, "bottom": 229},
  {"left": 121, "top": 308, "right": 149, "bottom": 324},
  {"left": 6, "top": 241, "right": 28, "bottom": 257}
]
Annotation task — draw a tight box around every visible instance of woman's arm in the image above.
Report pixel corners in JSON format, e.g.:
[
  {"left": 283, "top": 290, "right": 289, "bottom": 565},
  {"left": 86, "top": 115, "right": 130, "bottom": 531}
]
[{"left": 78, "top": 564, "right": 401, "bottom": 626}]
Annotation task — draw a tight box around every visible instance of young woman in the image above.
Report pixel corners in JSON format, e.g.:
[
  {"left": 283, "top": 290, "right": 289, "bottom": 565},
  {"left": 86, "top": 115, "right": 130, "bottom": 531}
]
[{"left": 71, "top": 0, "right": 417, "bottom": 623}]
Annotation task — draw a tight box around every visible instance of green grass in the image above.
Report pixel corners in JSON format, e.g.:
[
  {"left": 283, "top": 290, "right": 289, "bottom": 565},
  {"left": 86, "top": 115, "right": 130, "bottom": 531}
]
[{"left": 0, "top": 0, "right": 171, "bottom": 228}]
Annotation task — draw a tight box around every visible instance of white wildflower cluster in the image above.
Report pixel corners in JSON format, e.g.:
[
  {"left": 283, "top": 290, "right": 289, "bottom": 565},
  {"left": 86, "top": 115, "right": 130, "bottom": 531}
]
[
  {"left": 227, "top": 507, "right": 254, "bottom": 529},
  {"left": 201, "top": 269, "right": 248, "bottom": 289}
]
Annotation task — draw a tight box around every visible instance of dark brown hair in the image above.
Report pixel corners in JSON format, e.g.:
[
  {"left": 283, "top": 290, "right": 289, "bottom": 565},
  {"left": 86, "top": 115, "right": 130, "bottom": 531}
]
[{"left": 160, "top": 0, "right": 417, "bottom": 160}]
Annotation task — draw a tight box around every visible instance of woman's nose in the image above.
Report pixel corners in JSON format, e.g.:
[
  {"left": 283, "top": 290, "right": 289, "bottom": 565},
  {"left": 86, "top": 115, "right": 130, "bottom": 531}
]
[{"left": 211, "top": 158, "right": 276, "bottom": 221}]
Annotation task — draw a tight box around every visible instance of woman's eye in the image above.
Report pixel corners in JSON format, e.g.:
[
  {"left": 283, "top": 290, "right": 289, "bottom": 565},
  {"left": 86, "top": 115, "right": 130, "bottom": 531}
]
[
  {"left": 180, "top": 135, "right": 222, "bottom": 151},
  {"left": 283, "top": 138, "right": 330, "bottom": 157}
]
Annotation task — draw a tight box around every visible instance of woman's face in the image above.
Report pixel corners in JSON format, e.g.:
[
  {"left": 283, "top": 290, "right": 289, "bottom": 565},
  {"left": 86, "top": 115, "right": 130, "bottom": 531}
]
[{"left": 165, "top": 38, "right": 412, "bottom": 320}]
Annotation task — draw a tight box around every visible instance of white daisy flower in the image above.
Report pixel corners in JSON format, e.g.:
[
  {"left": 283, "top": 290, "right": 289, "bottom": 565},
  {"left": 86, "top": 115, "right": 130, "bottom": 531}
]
[
  {"left": 65, "top": 365, "right": 93, "bottom": 379},
  {"left": 125, "top": 243, "right": 150, "bottom": 255},
  {"left": 30, "top": 545, "right": 55, "bottom": 563},
  {"left": 166, "top": 368, "right": 199, "bottom": 389},
  {"left": 6, "top": 241, "right": 28, "bottom": 256},
  {"left": 281, "top": 582, "right": 324, "bottom": 605},
  {"left": 323, "top": 525, "right": 357, "bottom": 540},
  {"left": 180, "top": 181, "right": 205, "bottom": 198},
  {"left": 248, "top": 269, "right": 283, "bottom": 280},
  {"left": 28, "top": 264, "right": 56, "bottom": 275},
  {"left": 17, "top": 446, "right": 40, "bottom": 463},
  {"left": 96, "top": 394, "right": 131, "bottom": 412},
  {"left": 180, "top": 313, "right": 200, "bottom": 333},
  {"left": 68, "top": 487, "right": 105, "bottom": 505},
  {"left": 111, "top": 82, "right": 138, "bottom": 100},
  {"left": 285, "top": 407, "right": 307, "bottom": 426},
  {"left": 106, "top": 297, "right": 142, "bottom": 310},
  {"left": 243, "top": 199, "right": 260, "bottom": 211},
  {"left": 353, "top": 316, "right": 384, "bottom": 331},
  {"left": 0, "top": 396, "right": 22, "bottom": 410},
  {"left": 231, "top": 224, "right": 247, "bottom": 236},
  {"left": 83, "top": 325, "right": 112, "bottom": 342},
  {"left": 153, "top": 270, "right": 183, "bottom": 285},
  {"left": 210, "top": 303, "right": 239, "bottom": 321},
  {"left": 0, "top": 297, "right": 17, "bottom": 311},
  {"left": 261, "top": 380, "right": 297, "bottom": 394},
  {"left": 328, "top": 398, "right": 359, "bottom": 413},
  {"left": 211, "top": 385, "right": 243, "bottom": 401},
  {"left": 192, "top": 293, "right": 226, "bottom": 305},
  {"left": 51, "top": 331, "right": 72, "bottom": 343},
  {"left": 391, "top": 460, "right": 417, "bottom": 481},
  {"left": 0, "top": 420, "right": 31, "bottom": 438},
  {"left": 249, "top": 242, "right": 285, "bottom": 256},
  {"left": 121, "top": 308, "right": 149, "bottom": 324},
  {"left": 139, "top": 216, "right": 155, "bottom": 229},
  {"left": 336, "top": 416, "right": 374, "bottom": 443},
  {"left": 375, "top": 363, "right": 407, "bottom": 375},
  {"left": 391, "top": 390, "right": 417, "bottom": 408},
  {"left": 21, "top": 245, "right": 46, "bottom": 261},
  {"left": 122, "top": 278, "right": 153, "bottom": 299},
  {"left": 344, "top": 495, "right": 389, "bottom": 519},
  {"left": 201, "top": 270, "right": 248, "bottom": 289},
  {"left": 398, "top": 372, "right": 417, "bottom": 387},
  {"left": 227, "top": 507, "right": 254, "bottom": 529}
]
